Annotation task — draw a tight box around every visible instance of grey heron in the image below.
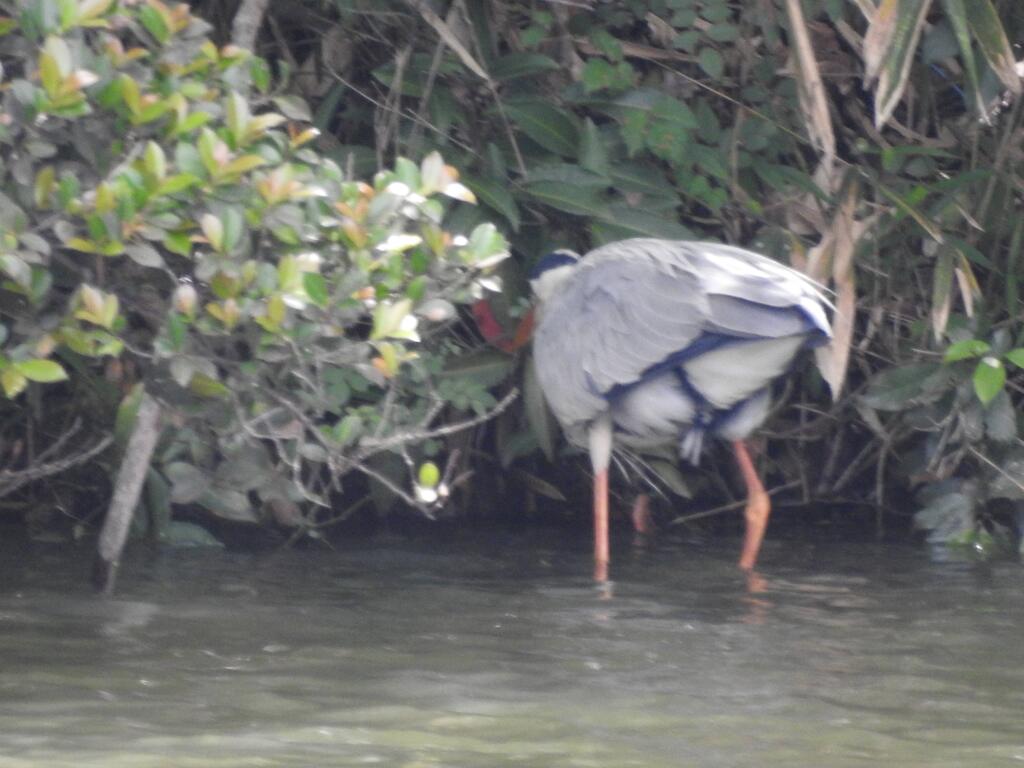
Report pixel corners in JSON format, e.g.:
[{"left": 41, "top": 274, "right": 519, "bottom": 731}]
[{"left": 529, "top": 238, "right": 832, "bottom": 581}]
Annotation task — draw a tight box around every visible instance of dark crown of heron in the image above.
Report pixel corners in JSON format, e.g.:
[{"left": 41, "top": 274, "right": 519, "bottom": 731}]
[
  {"left": 529, "top": 249, "right": 580, "bottom": 282},
  {"left": 529, "top": 249, "right": 580, "bottom": 280}
]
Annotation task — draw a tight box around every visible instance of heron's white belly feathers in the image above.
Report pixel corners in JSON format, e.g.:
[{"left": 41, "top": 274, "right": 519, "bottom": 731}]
[
  {"left": 607, "top": 335, "right": 806, "bottom": 451},
  {"left": 684, "top": 335, "right": 805, "bottom": 409},
  {"left": 611, "top": 373, "right": 695, "bottom": 447}
]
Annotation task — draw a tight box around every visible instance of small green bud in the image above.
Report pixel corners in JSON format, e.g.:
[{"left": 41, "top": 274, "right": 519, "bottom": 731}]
[{"left": 418, "top": 461, "right": 440, "bottom": 488}]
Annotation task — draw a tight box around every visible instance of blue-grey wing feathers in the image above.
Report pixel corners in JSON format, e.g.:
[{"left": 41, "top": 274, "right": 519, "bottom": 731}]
[{"left": 532, "top": 238, "right": 831, "bottom": 454}]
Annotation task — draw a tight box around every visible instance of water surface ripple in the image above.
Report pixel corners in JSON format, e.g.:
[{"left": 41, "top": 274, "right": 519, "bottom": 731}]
[{"left": 1, "top": 535, "right": 1022, "bottom": 767}]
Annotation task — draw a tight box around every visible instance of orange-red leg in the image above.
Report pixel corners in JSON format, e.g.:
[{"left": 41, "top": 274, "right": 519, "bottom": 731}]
[
  {"left": 594, "top": 469, "right": 610, "bottom": 582},
  {"left": 631, "top": 493, "right": 653, "bottom": 536},
  {"left": 732, "top": 440, "right": 771, "bottom": 571}
]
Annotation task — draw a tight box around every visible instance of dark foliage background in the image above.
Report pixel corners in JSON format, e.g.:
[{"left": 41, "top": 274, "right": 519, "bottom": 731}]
[{"left": 2, "top": 0, "right": 1023, "bottom": 557}]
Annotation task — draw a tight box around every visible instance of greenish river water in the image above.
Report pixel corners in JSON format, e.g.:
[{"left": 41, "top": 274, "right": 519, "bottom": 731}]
[{"left": 1, "top": 532, "right": 1023, "bottom": 767}]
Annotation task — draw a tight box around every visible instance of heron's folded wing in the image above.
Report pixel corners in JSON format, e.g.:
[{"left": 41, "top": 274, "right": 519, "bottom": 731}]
[
  {"left": 533, "top": 250, "right": 707, "bottom": 427},
  {"left": 683, "top": 242, "right": 832, "bottom": 339}
]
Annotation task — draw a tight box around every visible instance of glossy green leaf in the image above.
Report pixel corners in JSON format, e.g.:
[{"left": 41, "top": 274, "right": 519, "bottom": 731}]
[
  {"left": 591, "top": 206, "right": 696, "bottom": 243},
  {"left": 163, "top": 231, "right": 192, "bottom": 257},
  {"left": 138, "top": 4, "right": 169, "bottom": 43},
  {"left": 144, "top": 467, "right": 172, "bottom": 540},
  {"left": 650, "top": 95, "right": 698, "bottom": 129},
  {"left": 707, "top": 23, "right": 740, "bottom": 43},
  {"left": 160, "top": 521, "right": 224, "bottom": 548},
  {"left": 1005, "top": 349, "right": 1024, "bottom": 368},
  {"left": 589, "top": 27, "right": 624, "bottom": 60},
  {"left": 225, "top": 91, "right": 250, "bottom": 145},
  {"left": 143, "top": 140, "right": 166, "bottom": 181},
  {"left": 0, "top": 367, "right": 28, "bottom": 398},
  {"left": 522, "top": 181, "right": 608, "bottom": 217},
  {"left": 250, "top": 56, "right": 272, "bottom": 93},
  {"left": 943, "top": 338, "right": 990, "bottom": 362},
  {"left": 221, "top": 154, "right": 266, "bottom": 177},
  {"left": 937, "top": 0, "right": 986, "bottom": 118},
  {"left": 126, "top": 243, "right": 165, "bottom": 269},
  {"left": 190, "top": 373, "right": 230, "bottom": 399},
  {"left": 863, "top": 0, "right": 932, "bottom": 128},
  {"left": 333, "top": 414, "right": 363, "bottom": 447},
  {"left": 512, "top": 468, "right": 566, "bottom": 500},
  {"left": 14, "top": 359, "right": 68, "bottom": 383},
  {"left": 490, "top": 52, "right": 559, "bottom": 81},
  {"left": 608, "top": 163, "right": 677, "bottom": 199},
  {"left": 439, "top": 349, "right": 514, "bottom": 388},
  {"left": 303, "top": 272, "right": 328, "bottom": 307},
  {"left": 370, "top": 299, "right": 413, "bottom": 340},
  {"left": 930, "top": 248, "right": 953, "bottom": 341},
  {"left": 527, "top": 163, "right": 609, "bottom": 187},
  {"left": 465, "top": 175, "right": 520, "bottom": 232},
  {"left": 578, "top": 118, "right": 610, "bottom": 176},
  {"left": 220, "top": 207, "right": 244, "bottom": 253},
  {"left": 200, "top": 213, "right": 224, "bottom": 251},
  {"left": 861, "top": 362, "right": 949, "bottom": 410},
  {"left": 462, "top": 222, "right": 509, "bottom": 266},
  {"left": 272, "top": 94, "right": 312, "bottom": 121},
  {"left": 649, "top": 459, "right": 692, "bottom": 499},
  {"left": 1, "top": 254, "right": 32, "bottom": 289},
  {"left": 198, "top": 489, "right": 258, "bottom": 522},
  {"left": 39, "top": 51, "right": 62, "bottom": 96},
  {"left": 972, "top": 358, "right": 1005, "bottom": 405},
  {"left": 524, "top": 354, "right": 557, "bottom": 461},
  {"left": 113, "top": 383, "right": 145, "bottom": 453},
  {"left": 963, "top": 0, "right": 1020, "bottom": 94},
  {"left": 580, "top": 59, "right": 634, "bottom": 93},
  {"left": 697, "top": 47, "right": 724, "bottom": 78},
  {"left": 876, "top": 180, "right": 943, "bottom": 242},
  {"left": 155, "top": 173, "right": 199, "bottom": 197},
  {"left": 503, "top": 99, "right": 579, "bottom": 157},
  {"left": 165, "top": 462, "right": 211, "bottom": 504}
]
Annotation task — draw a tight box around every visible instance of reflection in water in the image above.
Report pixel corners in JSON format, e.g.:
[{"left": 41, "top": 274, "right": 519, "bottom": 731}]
[{"left": 1, "top": 534, "right": 1023, "bottom": 767}]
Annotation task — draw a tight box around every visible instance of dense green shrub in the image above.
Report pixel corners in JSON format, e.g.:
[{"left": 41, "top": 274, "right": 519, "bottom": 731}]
[
  {"left": 3, "top": 0, "right": 1023, "bottom": 553},
  {"left": 0, "top": 0, "right": 509, "bottom": 538},
  {"left": 249, "top": 0, "right": 1024, "bottom": 550}
]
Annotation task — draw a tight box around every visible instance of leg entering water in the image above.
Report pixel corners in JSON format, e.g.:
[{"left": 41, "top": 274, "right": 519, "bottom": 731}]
[
  {"left": 732, "top": 440, "right": 771, "bottom": 571},
  {"left": 593, "top": 469, "right": 609, "bottom": 582},
  {"left": 631, "top": 493, "right": 654, "bottom": 549}
]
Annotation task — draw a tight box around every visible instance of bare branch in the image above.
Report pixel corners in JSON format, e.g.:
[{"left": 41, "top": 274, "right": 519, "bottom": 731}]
[
  {"left": 94, "top": 395, "right": 162, "bottom": 595},
  {"left": 358, "top": 387, "right": 519, "bottom": 455},
  {"left": 0, "top": 420, "right": 112, "bottom": 499},
  {"left": 402, "top": 0, "right": 488, "bottom": 80},
  {"left": 231, "top": 0, "right": 270, "bottom": 51}
]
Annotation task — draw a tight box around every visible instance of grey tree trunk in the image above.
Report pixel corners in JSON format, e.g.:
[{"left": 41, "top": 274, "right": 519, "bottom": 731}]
[
  {"left": 231, "top": 0, "right": 270, "bottom": 50},
  {"left": 92, "top": 393, "right": 162, "bottom": 595}
]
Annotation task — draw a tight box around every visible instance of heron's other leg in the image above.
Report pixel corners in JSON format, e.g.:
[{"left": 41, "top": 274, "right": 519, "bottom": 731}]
[
  {"left": 631, "top": 493, "right": 653, "bottom": 546},
  {"left": 588, "top": 415, "right": 613, "bottom": 582},
  {"left": 732, "top": 440, "right": 770, "bottom": 571}
]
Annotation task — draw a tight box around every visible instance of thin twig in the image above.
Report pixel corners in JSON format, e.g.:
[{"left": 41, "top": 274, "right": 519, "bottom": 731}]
[
  {"left": 668, "top": 480, "right": 801, "bottom": 525},
  {"left": 403, "top": 0, "right": 488, "bottom": 79},
  {"left": 0, "top": 422, "right": 112, "bottom": 499},
  {"left": 970, "top": 446, "right": 1024, "bottom": 495},
  {"left": 352, "top": 458, "right": 424, "bottom": 510},
  {"left": 357, "top": 387, "right": 519, "bottom": 455}
]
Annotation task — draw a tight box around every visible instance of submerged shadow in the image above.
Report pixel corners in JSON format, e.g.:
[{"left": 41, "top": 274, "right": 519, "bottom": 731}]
[{"left": 741, "top": 568, "right": 774, "bottom": 624}]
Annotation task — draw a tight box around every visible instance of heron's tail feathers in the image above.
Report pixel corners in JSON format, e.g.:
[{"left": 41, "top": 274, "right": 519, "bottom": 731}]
[{"left": 679, "top": 427, "right": 704, "bottom": 466}]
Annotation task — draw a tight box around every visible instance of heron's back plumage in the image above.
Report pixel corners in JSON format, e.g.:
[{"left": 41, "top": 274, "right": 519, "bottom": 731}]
[{"left": 532, "top": 238, "right": 831, "bottom": 460}]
